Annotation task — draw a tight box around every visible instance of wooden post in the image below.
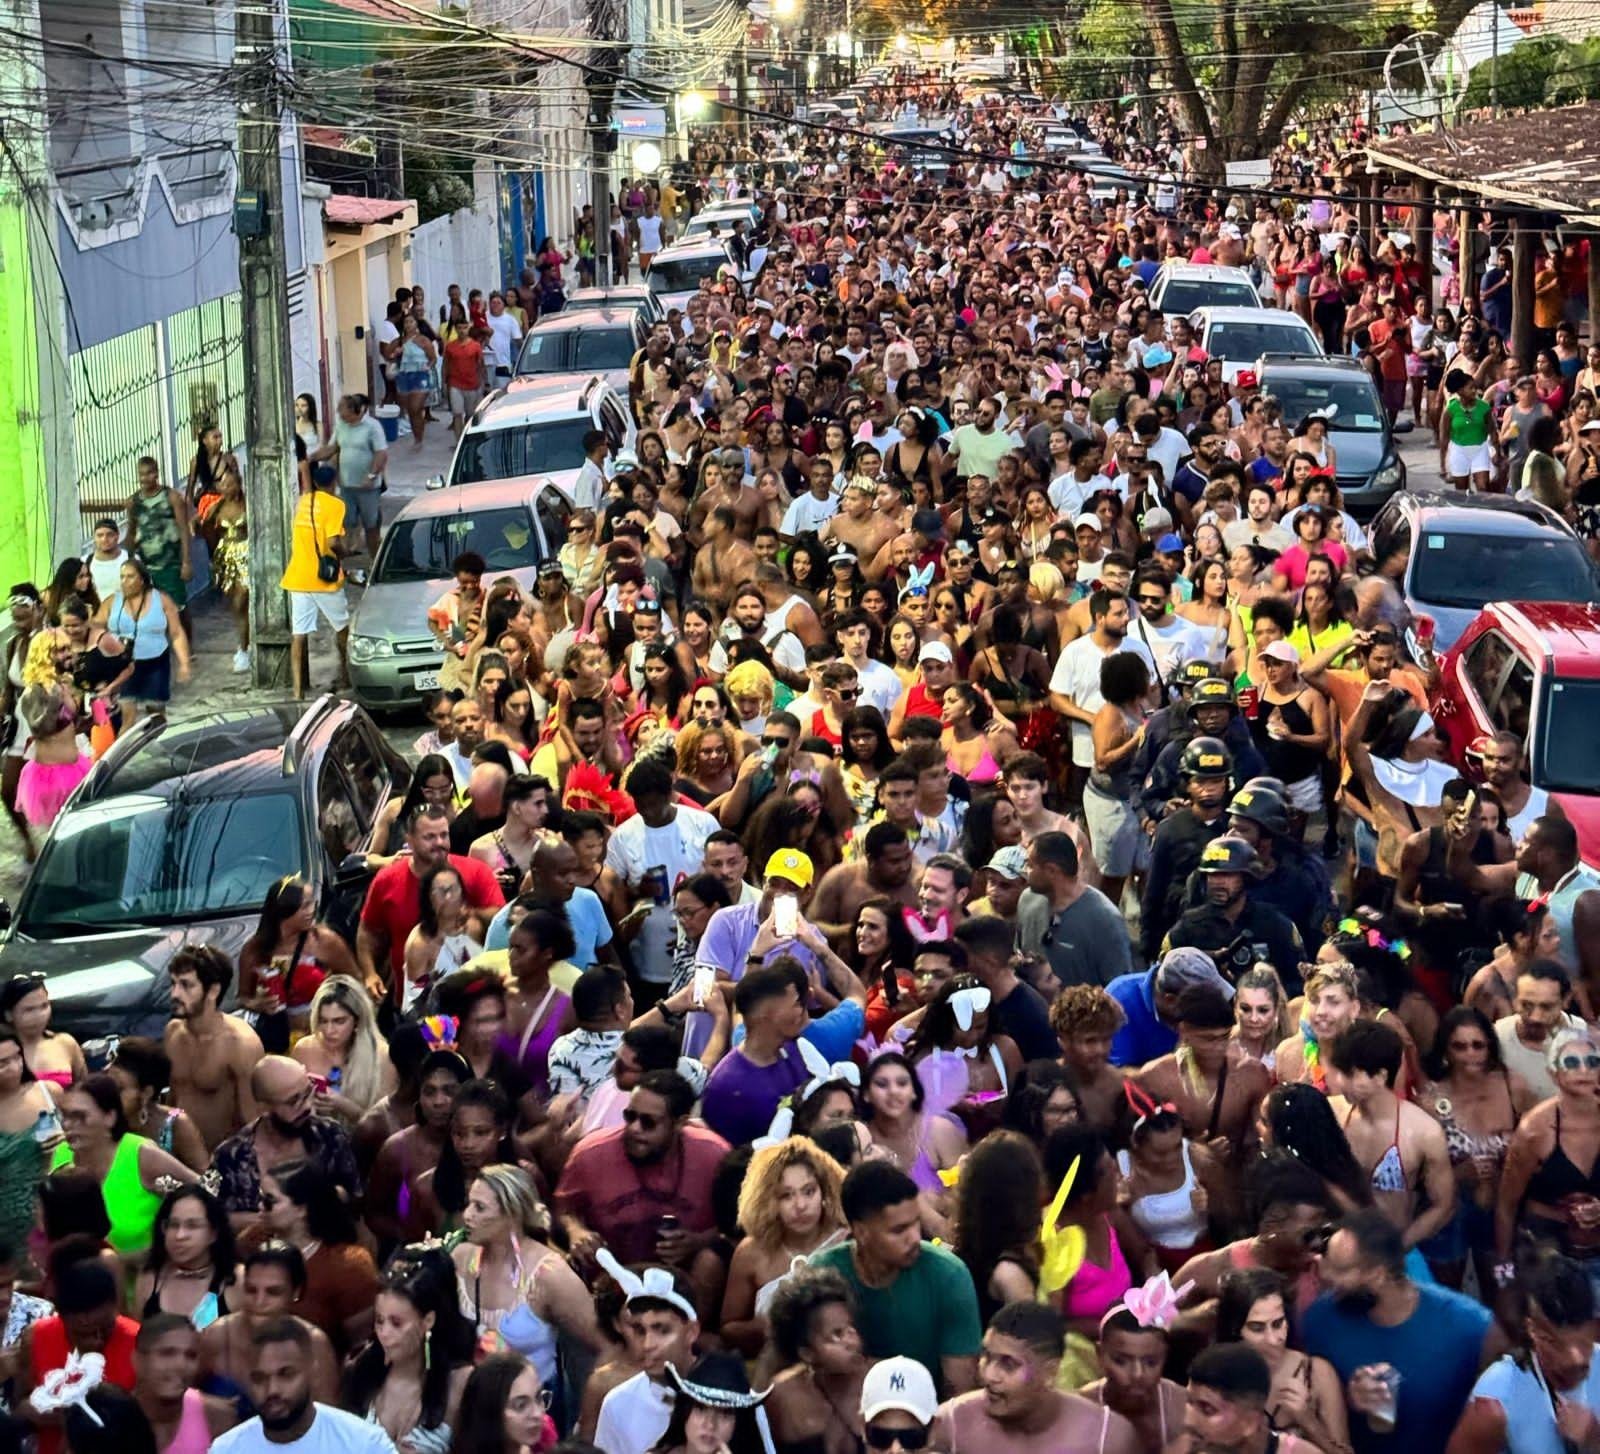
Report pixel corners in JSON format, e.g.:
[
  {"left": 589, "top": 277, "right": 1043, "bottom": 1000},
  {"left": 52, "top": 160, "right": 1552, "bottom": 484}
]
[
  {"left": 1459, "top": 207, "right": 1480, "bottom": 306},
  {"left": 1415, "top": 180, "right": 1434, "bottom": 307},
  {"left": 1512, "top": 218, "right": 1536, "bottom": 367}
]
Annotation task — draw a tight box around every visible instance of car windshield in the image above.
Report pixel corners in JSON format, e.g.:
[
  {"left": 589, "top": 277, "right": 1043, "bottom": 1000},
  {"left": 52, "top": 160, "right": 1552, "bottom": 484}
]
[
  {"left": 1411, "top": 531, "right": 1598, "bottom": 611},
  {"left": 448, "top": 417, "right": 592, "bottom": 484},
  {"left": 648, "top": 255, "right": 727, "bottom": 293},
  {"left": 1540, "top": 679, "right": 1600, "bottom": 793},
  {"left": 21, "top": 792, "right": 301, "bottom": 934},
  {"left": 1267, "top": 376, "right": 1388, "bottom": 433},
  {"left": 376, "top": 506, "right": 541, "bottom": 581},
  {"left": 1158, "top": 279, "right": 1258, "bottom": 312},
  {"left": 515, "top": 332, "right": 571, "bottom": 374},
  {"left": 1206, "top": 320, "right": 1315, "bottom": 360}
]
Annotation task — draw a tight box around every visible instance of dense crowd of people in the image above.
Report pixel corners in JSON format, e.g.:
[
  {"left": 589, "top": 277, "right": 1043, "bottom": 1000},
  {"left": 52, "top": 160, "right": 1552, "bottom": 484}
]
[{"left": 0, "top": 65, "right": 1598, "bottom": 1454}]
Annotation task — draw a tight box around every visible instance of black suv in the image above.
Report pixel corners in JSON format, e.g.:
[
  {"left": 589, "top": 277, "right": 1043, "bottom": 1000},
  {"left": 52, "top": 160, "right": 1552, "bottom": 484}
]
[
  {"left": 0, "top": 697, "right": 409, "bottom": 1041},
  {"left": 1255, "top": 354, "right": 1407, "bottom": 517}
]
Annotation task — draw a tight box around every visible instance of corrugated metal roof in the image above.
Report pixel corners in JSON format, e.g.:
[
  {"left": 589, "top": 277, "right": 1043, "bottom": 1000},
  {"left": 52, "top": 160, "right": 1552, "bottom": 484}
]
[{"left": 1364, "top": 103, "right": 1600, "bottom": 224}]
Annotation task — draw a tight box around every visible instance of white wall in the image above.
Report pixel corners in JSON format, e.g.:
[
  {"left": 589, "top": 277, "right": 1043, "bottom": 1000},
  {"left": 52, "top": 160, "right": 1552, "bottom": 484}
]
[{"left": 411, "top": 199, "right": 501, "bottom": 310}]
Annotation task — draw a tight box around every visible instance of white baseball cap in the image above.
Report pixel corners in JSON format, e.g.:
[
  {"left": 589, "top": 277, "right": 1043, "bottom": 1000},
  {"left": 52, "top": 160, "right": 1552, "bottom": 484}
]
[
  {"left": 860, "top": 1357, "right": 938, "bottom": 1425},
  {"left": 918, "top": 641, "right": 954, "bottom": 665}
]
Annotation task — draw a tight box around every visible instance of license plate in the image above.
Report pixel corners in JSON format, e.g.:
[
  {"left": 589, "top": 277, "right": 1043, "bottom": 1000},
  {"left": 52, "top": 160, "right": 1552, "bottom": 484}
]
[{"left": 413, "top": 671, "right": 440, "bottom": 690}]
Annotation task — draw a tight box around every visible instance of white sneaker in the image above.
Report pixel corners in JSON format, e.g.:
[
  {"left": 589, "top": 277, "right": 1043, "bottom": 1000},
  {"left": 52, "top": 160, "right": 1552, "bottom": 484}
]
[{"left": 232, "top": 648, "right": 250, "bottom": 674}]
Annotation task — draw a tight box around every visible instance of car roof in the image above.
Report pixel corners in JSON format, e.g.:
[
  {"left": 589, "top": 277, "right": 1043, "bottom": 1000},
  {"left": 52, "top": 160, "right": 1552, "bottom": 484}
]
[
  {"left": 1192, "top": 306, "right": 1304, "bottom": 324},
  {"left": 468, "top": 377, "right": 599, "bottom": 427},
  {"left": 1401, "top": 491, "right": 1565, "bottom": 537},
  {"left": 568, "top": 285, "right": 650, "bottom": 303},
  {"left": 1491, "top": 602, "right": 1600, "bottom": 676},
  {"left": 1260, "top": 355, "right": 1367, "bottom": 376},
  {"left": 524, "top": 307, "right": 632, "bottom": 332},
  {"left": 1157, "top": 262, "right": 1253, "bottom": 280},
  {"left": 652, "top": 236, "right": 733, "bottom": 261},
  {"left": 394, "top": 478, "right": 547, "bottom": 519}
]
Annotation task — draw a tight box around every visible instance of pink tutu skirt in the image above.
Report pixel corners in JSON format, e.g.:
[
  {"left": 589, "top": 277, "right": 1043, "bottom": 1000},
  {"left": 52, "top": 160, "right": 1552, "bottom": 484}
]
[{"left": 17, "top": 756, "right": 91, "bottom": 827}]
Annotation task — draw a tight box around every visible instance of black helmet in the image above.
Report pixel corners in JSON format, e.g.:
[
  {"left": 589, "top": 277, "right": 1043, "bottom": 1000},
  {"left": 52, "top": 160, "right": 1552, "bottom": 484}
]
[
  {"left": 1240, "top": 775, "right": 1287, "bottom": 797},
  {"left": 1196, "top": 834, "right": 1259, "bottom": 875},
  {"left": 1180, "top": 735, "right": 1233, "bottom": 781},
  {"left": 1229, "top": 784, "right": 1291, "bottom": 837},
  {"left": 1186, "top": 677, "right": 1237, "bottom": 722},
  {"left": 1179, "top": 660, "right": 1220, "bottom": 691}
]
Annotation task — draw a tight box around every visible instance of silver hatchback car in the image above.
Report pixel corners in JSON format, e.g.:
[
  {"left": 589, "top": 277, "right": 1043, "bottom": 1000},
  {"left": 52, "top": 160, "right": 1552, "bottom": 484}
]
[{"left": 348, "top": 477, "right": 572, "bottom": 711}]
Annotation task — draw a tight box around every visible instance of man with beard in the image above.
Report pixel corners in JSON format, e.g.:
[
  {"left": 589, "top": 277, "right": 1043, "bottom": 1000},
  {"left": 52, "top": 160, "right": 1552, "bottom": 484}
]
[
  {"left": 1304, "top": 1210, "right": 1502, "bottom": 1454},
  {"left": 356, "top": 804, "right": 504, "bottom": 1009},
  {"left": 555, "top": 1069, "right": 729, "bottom": 1270},
  {"left": 1449, "top": 1252, "right": 1600, "bottom": 1454},
  {"left": 946, "top": 397, "right": 1015, "bottom": 483},
  {"left": 1163, "top": 835, "right": 1304, "bottom": 995},
  {"left": 1493, "top": 960, "right": 1584, "bottom": 1100},
  {"left": 210, "top": 1056, "right": 361, "bottom": 1240},
  {"left": 165, "top": 944, "right": 264, "bottom": 1151},
  {"left": 810, "top": 822, "right": 918, "bottom": 938},
  {"left": 1173, "top": 1344, "right": 1321, "bottom": 1454},
  {"left": 934, "top": 1301, "right": 1138, "bottom": 1454},
  {"left": 710, "top": 583, "right": 808, "bottom": 689},
  {"left": 214, "top": 1316, "right": 394, "bottom": 1454}
]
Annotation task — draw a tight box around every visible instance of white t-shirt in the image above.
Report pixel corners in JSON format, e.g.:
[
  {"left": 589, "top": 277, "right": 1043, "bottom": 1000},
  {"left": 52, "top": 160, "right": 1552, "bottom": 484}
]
[
  {"left": 850, "top": 657, "right": 903, "bottom": 718},
  {"left": 574, "top": 459, "right": 607, "bottom": 512},
  {"left": 781, "top": 492, "right": 839, "bottom": 537},
  {"left": 85, "top": 549, "right": 128, "bottom": 602},
  {"left": 596, "top": 1371, "right": 675, "bottom": 1454},
  {"left": 214, "top": 1406, "right": 396, "bottom": 1454},
  {"left": 1048, "top": 635, "right": 1156, "bottom": 767},
  {"left": 605, "top": 804, "right": 719, "bottom": 983},
  {"left": 637, "top": 215, "right": 664, "bottom": 252},
  {"left": 485, "top": 312, "right": 522, "bottom": 370},
  {"left": 1129, "top": 614, "right": 1204, "bottom": 694},
  {"left": 1049, "top": 473, "right": 1097, "bottom": 517},
  {"left": 374, "top": 319, "right": 400, "bottom": 378},
  {"left": 1147, "top": 427, "right": 1189, "bottom": 485}
]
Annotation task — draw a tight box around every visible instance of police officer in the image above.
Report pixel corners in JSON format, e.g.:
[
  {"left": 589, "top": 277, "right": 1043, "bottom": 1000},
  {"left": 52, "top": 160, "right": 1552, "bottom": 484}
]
[
  {"left": 1141, "top": 677, "right": 1267, "bottom": 823},
  {"left": 1141, "top": 735, "right": 1233, "bottom": 962},
  {"left": 1133, "top": 659, "right": 1222, "bottom": 787},
  {"left": 1164, "top": 834, "right": 1306, "bottom": 994},
  {"left": 1226, "top": 782, "right": 1334, "bottom": 957}
]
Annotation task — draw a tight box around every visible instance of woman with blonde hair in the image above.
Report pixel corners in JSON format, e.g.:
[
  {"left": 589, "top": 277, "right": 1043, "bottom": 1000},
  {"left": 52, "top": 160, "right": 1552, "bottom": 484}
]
[
  {"left": 1232, "top": 965, "right": 1294, "bottom": 1074},
  {"left": 16, "top": 629, "right": 91, "bottom": 828},
  {"left": 720, "top": 1136, "right": 848, "bottom": 1356},
  {"left": 724, "top": 659, "right": 775, "bottom": 736},
  {"left": 451, "top": 1162, "right": 602, "bottom": 1389},
  {"left": 1027, "top": 560, "right": 1072, "bottom": 653},
  {"left": 674, "top": 720, "right": 741, "bottom": 808},
  {"left": 1274, "top": 961, "right": 1360, "bottom": 1091},
  {"left": 291, "top": 974, "right": 395, "bottom": 1121}
]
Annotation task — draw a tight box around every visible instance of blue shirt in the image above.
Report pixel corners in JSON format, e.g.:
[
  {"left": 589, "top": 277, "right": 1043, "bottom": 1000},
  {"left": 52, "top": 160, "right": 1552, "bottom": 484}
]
[
  {"left": 1471, "top": 1348, "right": 1600, "bottom": 1454},
  {"left": 1106, "top": 967, "right": 1178, "bottom": 1067},
  {"left": 1302, "top": 1282, "right": 1491, "bottom": 1454},
  {"left": 484, "top": 887, "right": 613, "bottom": 968}
]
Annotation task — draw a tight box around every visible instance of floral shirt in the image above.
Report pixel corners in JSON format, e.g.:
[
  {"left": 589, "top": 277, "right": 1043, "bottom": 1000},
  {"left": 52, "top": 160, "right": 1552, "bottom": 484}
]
[{"left": 211, "top": 1115, "right": 362, "bottom": 1216}]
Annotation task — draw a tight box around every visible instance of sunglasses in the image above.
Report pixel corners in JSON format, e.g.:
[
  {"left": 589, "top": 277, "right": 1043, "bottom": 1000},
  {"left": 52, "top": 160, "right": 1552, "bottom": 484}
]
[
  {"left": 1559, "top": 1054, "right": 1600, "bottom": 1072},
  {"left": 1138, "top": 594, "right": 1167, "bottom": 606},
  {"left": 865, "top": 1428, "right": 930, "bottom": 1451},
  {"left": 835, "top": 687, "right": 859, "bottom": 700},
  {"left": 761, "top": 735, "right": 792, "bottom": 749},
  {"left": 621, "top": 1109, "right": 663, "bottom": 1128}
]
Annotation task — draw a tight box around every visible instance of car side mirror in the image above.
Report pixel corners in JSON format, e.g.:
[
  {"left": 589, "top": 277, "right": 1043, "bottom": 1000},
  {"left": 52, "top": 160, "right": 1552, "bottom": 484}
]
[
  {"left": 0, "top": 900, "right": 12, "bottom": 933},
  {"left": 335, "top": 852, "right": 374, "bottom": 889},
  {"left": 1393, "top": 419, "right": 1415, "bottom": 434},
  {"left": 426, "top": 474, "right": 445, "bottom": 491}
]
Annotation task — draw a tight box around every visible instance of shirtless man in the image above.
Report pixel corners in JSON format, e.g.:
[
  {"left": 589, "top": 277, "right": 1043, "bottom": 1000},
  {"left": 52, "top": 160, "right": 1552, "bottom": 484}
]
[
  {"left": 197, "top": 1243, "right": 339, "bottom": 1408},
  {"left": 164, "top": 944, "right": 263, "bottom": 1151},
  {"left": 821, "top": 480, "right": 895, "bottom": 570},
  {"left": 808, "top": 823, "right": 919, "bottom": 943},
  {"left": 690, "top": 505, "right": 755, "bottom": 612},
  {"left": 1136, "top": 986, "right": 1270, "bottom": 1179},
  {"left": 1325, "top": 1018, "right": 1455, "bottom": 1248},
  {"left": 756, "top": 562, "right": 824, "bottom": 648},
  {"left": 1001, "top": 753, "right": 1073, "bottom": 846},
  {"left": 689, "top": 460, "right": 764, "bottom": 544},
  {"left": 1048, "top": 985, "right": 1130, "bottom": 1137}
]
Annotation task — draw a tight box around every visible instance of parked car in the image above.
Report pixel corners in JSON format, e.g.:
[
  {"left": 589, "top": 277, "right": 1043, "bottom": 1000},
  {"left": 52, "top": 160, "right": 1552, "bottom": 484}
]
[
  {"left": 441, "top": 375, "right": 634, "bottom": 493},
  {"left": 1368, "top": 491, "right": 1600, "bottom": 654},
  {"left": 349, "top": 477, "right": 571, "bottom": 710},
  {"left": 1432, "top": 600, "right": 1600, "bottom": 866},
  {"left": 513, "top": 305, "right": 647, "bottom": 394},
  {"left": 0, "top": 698, "right": 407, "bottom": 1041},
  {"left": 1188, "top": 306, "right": 1321, "bottom": 383},
  {"left": 565, "top": 284, "right": 665, "bottom": 328},
  {"left": 645, "top": 236, "right": 756, "bottom": 314},
  {"left": 1255, "top": 354, "right": 1406, "bottom": 516},
  {"left": 1149, "top": 262, "right": 1262, "bottom": 315},
  {"left": 681, "top": 201, "right": 762, "bottom": 241}
]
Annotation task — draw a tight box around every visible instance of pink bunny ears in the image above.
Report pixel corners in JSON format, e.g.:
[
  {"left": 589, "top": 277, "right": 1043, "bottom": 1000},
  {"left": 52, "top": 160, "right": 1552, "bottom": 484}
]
[{"left": 1100, "top": 1271, "right": 1193, "bottom": 1334}]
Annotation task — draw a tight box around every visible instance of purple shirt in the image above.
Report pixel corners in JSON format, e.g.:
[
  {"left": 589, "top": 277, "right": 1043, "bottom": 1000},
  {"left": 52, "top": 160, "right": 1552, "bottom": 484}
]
[
  {"left": 700, "top": 1042, "right": 809, "bottom": 1145},
  {"left": 696, "top": 902, "right": 825, "bottom": 981}
]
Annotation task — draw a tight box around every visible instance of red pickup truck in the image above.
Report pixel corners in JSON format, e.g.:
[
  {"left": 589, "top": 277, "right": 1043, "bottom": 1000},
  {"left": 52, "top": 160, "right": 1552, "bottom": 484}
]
[{"left": 1431, "top": 601, "right": 1600, "bottom": 864}]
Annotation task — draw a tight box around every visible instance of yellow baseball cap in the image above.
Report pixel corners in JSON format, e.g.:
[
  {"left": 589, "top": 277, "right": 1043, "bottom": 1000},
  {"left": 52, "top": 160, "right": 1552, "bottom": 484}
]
[{"left": 763, "top": 848, "right": 814, "bottom": 891}]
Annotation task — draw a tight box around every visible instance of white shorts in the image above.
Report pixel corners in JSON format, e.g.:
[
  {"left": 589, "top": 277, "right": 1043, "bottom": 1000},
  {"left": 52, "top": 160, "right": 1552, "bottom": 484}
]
[
  {"left": 1447, "top": 440, "right": 1492, "bottom": 477},
  {"left": 288, "top": 589, "right": 350, "bottom": 635}
]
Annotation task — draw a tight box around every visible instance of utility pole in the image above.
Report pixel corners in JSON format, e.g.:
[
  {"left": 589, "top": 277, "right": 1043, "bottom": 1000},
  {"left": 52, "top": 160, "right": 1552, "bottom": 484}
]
[
  {"left": 588, "top": 0, "right": 620, "bottom": 288},
  {"left": 1490, "top": 1, "right": 1500, "bottom": 118},
  {"left": 234, "top": 0, "right": 296, "bottom": 689}
]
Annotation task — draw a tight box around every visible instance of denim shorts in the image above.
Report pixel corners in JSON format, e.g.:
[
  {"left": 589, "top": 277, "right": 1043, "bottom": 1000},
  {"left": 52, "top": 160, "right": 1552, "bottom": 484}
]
[{"left": 397, "top": 369, "right": 430, "bottom": 394}]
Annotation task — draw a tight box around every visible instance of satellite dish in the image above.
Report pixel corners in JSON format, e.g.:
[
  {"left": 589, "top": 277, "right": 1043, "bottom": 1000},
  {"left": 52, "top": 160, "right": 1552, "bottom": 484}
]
[{"left": 1383, "top": 31, "right": 1473, "bottom": 124}]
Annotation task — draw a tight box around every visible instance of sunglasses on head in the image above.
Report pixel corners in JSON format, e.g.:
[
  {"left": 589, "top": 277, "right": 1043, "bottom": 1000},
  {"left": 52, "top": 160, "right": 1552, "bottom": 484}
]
[{"left": 865, "top": 1427, "right": 930, "bottom": 1451}]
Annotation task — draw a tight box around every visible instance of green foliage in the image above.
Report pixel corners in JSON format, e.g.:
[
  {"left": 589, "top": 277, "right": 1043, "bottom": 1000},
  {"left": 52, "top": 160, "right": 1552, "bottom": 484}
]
[
  {"left": 404, "top": 147, "right": 474, "bottom": 224},
  {"left": 1462, "top": 34, "right": 1600, "bottom": 110}
]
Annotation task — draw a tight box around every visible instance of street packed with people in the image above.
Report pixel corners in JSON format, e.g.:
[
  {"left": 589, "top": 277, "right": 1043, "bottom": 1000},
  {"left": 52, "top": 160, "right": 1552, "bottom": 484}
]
[{"left": 3, "top": 58, "right": 1600, "bottom": 1454}]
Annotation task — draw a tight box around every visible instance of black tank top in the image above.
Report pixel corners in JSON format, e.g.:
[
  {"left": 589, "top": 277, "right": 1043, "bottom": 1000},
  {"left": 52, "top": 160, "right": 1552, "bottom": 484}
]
[{"left": 1252, "top": 693, "right": 1322, "bottom": 784}]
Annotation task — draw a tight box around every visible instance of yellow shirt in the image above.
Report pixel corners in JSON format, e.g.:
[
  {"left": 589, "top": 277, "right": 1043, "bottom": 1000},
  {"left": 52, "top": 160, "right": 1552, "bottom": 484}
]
[{"left": 280, "top": 489, "right": 346, "bottom": 593}]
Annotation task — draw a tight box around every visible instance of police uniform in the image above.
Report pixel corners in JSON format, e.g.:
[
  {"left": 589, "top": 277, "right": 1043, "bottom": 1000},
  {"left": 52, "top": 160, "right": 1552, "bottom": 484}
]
[{"left": 1163, "top": 899, "right": 1306, "bottom": 996}]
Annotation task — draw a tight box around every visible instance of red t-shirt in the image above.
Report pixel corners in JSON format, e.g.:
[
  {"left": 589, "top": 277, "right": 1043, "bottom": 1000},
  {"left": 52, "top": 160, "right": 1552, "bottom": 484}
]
[
  {"left": 32, "top": 1315, "right": 138, "bottom": 1454},
  {"left": 360, "top": 853, "right": 506, "bottom": 985},
  {"left": 553, "top": 1123, "right": 730, "bottom": 1264},
  {"left": 443, "top": 337, "right": 484, "bottom": 391},
  {"left": 1368, "top": 319, "right": 1408, "bottom": 381}
]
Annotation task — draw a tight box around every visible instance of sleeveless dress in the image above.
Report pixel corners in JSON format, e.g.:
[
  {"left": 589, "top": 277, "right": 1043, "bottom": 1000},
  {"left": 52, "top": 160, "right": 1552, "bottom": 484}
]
[{"left": 459, "top": 1249, "right": 561, "bottom": 1389}]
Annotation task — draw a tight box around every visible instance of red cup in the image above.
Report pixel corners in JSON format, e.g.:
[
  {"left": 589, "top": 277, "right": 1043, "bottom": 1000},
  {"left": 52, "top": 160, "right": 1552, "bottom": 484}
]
[
  {"left": 1416, "top": 613, "right": 1437, "bottom": 650},
  {"left": 1238, "top": 685, "right": 1260, "bottom": 719}
]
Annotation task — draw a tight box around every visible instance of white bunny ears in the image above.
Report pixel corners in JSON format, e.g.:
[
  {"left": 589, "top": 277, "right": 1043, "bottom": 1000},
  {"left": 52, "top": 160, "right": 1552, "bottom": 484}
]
[
  {"left": 754, "top": 1038, "right": 860, "bottom": 1150},
  {"left": 31, "top": 1351, "right": 106, "bottom": 1426},
  {"left": 595, "top": 1248, "right": 699, "bottom": 1324}
]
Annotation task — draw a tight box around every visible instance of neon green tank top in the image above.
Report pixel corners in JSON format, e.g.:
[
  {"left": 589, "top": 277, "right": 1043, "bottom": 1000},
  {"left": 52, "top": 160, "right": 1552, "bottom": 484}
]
[
  {"left": 51, "top": 1133, "right": 163, "bottom": 1255},
  {"left": 1447, "top": 395, "right": 1491, "bottom": 447}
]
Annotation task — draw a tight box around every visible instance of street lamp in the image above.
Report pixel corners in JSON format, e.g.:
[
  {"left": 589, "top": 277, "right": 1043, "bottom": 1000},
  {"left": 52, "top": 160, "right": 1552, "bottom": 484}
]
[{"left": 633, "top": 140, "right": 663, "bottom": 173}]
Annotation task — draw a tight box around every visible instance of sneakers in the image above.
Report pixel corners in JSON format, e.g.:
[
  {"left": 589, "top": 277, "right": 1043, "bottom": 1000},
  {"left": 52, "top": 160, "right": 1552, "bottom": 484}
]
[{"left": 232, "top": 648, "right": 250, "bottom": 674}]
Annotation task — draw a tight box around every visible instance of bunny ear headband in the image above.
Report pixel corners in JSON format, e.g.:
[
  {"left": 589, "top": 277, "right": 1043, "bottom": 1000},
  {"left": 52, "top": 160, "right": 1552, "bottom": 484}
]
[
  {"left": 902, "top": 906, "right": 951, "bottom": 944},
  {"left": 949, "top": 985, "right": 992, "bottom": 1032},
  {"left": 1123, "top": 1079, "right": 1178, "bottom": 1133},
  {"left": 32, "top": 1351, "right": 105, "bottom": 1426},
  {"left": 899, "top": 562, "right": 936, "bottom": 600},
  {"left": 595, "top": 1249, "right": 699, "bottom": 1324},
  {"left": 1101, "top": 1271, "right": 1194, "bottom": 1334}
]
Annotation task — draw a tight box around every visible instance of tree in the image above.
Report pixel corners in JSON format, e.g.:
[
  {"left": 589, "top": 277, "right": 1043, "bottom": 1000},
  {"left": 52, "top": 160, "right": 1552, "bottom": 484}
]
[{"left": 1461, "top": 34, "right": 1600, "bottom": 110}]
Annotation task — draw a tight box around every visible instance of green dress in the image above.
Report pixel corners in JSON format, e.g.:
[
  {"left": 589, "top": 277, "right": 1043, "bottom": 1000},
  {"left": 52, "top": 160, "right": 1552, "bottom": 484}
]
[
  {"left": 50, "top": 1134, "right": 162, "bottom": 1256},
  {"left": 0, "top": 1130, "right": 44, "bottom": 1258}
]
